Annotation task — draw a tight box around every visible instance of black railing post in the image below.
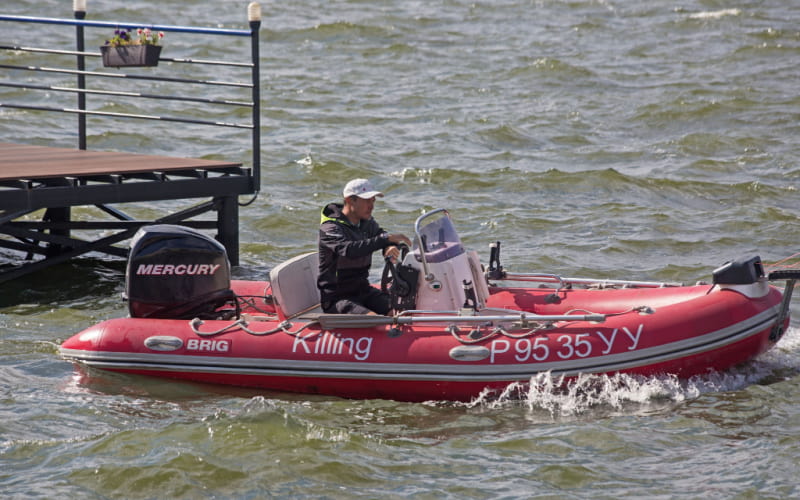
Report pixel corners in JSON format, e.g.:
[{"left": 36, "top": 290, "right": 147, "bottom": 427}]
[
  {"left": 248, "top": 2, "right": 261, "bottom": 193},
  {"left": 74, "top": 0, "right": 87, "bottom": 150}
]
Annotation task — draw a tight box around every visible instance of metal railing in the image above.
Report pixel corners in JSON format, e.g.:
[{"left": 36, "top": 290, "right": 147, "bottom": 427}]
[{"left": 0, "top": 1, "right": 262, "bottom": 192}]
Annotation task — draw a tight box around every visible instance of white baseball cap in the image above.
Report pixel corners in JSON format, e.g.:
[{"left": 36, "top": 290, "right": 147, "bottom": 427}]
[{"left": 343, "top": 178, "right": 384, "bottom": 199}]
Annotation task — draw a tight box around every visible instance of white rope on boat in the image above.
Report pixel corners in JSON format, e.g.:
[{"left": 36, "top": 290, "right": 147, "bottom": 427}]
[
  {"left": 190, "top": 317, "right": 249, "bottom": 336},
  {"left": 190, "top": 315, "right": 322, "bottom": 338},
  {"left": 188, "top": 305, "right": 652, "bottom": 343},
  {"left": 447, "top": 321, "right": 555, "bottom": 344},
  {"left": 445, "top": 305, "right": 654, "bottom": 345}
]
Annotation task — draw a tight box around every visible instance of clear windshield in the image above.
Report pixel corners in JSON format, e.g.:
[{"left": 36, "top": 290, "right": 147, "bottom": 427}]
[{"left": 412, "top": 209, "right": 465, "bottom": 263}]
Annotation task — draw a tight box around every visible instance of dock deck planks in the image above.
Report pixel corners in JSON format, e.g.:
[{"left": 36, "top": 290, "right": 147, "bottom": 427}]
[
  {"left": 0, "top": 143, "right": 242, "bottom": 181},
  {"left": 0, "top": 143, "right": 255, "bottom": 283}
]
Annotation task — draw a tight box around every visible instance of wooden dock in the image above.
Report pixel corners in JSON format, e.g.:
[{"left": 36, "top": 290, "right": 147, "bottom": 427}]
[
  {"left": 0, "top": 143, "right": 254, "bottom": 283},
  {"left": 0, "top": 10, "right": 262, "bottom": 284}
]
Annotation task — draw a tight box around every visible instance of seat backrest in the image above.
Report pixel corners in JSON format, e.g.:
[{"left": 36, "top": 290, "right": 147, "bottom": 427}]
[{"left": 269, "top": 252, "right": 320, "bottom": 319}]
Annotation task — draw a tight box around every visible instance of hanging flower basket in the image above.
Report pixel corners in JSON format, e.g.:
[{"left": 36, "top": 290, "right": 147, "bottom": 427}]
[
  {"left": 100, "top": 28, "right": 165, "bottom": 68},
  {"left": 100, "top": 44, "right": 162, "bottom": 68}
]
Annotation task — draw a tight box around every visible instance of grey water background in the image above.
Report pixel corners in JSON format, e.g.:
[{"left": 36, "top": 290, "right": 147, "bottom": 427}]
[{"left": 2, "top": 0, "right": 800, "bottom": 497}]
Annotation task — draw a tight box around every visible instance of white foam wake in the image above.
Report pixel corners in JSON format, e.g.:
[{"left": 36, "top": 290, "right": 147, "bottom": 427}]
[
  {"left": 688, "top": 9, "right": 741, "bottom": 20},
  {"left": 468, "top": 327, "right": 800, "bottom": 416}
]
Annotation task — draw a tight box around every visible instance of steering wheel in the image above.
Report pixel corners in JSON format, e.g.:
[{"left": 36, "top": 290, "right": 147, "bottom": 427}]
[{"left": 380, "top": 243, "right": 410, "bottom": 295}]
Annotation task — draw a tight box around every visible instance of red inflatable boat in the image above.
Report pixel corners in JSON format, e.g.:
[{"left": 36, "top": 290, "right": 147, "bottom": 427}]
[{"left": 60, "top": 209, "right": 797, "bottom": 402}]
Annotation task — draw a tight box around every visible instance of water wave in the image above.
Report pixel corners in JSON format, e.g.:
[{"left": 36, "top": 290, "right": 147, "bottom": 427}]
[
  {"left": 686, "top": 9, "right": 742, "bottom": 20},
  {"left": 466, "top": 327, "right": 800, "bottom": 418}
]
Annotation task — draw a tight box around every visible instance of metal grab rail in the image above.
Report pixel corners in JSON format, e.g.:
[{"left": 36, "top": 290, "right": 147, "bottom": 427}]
[
  {"left": 498, "top": 272, "right": 683, "bottom": 289},
  {"left": 314, "top": 311, "right": 607, "bottom": 331},
  {"left": 1, "top": 102, "right": 253, "bottom": 130},
  {"left": 0, "top": 62, "right": 254, "bottom": 87},
  {"left": 0, "top": 43, "right": 253, "bottom": 67},
  {"left": 0, "top": 14, "right": 253, "bottom": 35},
  {"left": 0, "top": 80, "right": 252, "bottom": 106}
]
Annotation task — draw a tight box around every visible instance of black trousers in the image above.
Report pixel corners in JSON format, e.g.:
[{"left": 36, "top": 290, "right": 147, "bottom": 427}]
[{"left": 321, "top": 287, "right": 391, "bottom": 315}]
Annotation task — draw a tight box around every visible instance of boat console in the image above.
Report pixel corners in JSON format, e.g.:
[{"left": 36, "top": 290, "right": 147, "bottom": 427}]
[{"left": 389, "top": 209, "right": 489, "bottom": 313}]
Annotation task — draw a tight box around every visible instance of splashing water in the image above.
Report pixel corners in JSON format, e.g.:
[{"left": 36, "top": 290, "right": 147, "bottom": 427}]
[
  {"left": 687, "top": 8, "right": 741, "bottom": 20},
  {"left": 467, "top": 327, "right": 800, "bottom": 418}
]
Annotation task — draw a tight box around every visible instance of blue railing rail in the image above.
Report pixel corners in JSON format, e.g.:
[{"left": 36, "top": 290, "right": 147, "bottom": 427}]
[{"left": 0, "top": 2, "right": 262, "bottom": 192}]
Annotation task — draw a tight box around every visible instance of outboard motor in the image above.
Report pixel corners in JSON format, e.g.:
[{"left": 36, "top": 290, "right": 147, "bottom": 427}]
[
  {"left": 712, "top": 255, "right": 764, "bottom": 285},
  {"left": 125, "top": 225, "right": 235, "bottom": 319}
]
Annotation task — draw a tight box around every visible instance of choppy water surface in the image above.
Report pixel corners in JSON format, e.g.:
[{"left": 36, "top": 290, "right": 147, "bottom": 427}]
[{"left": 2, "top": 0, "right": 800, "bottom": 497}]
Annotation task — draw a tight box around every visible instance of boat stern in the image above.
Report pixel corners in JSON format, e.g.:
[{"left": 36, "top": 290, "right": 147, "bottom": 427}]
[{"left": 60, "top": 320, "right": 110, "bottom": 360}]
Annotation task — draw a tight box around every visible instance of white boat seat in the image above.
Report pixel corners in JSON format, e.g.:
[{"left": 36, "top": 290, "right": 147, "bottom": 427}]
[{"left": 269, "top": 252, "right": 321, "bottom": 319}]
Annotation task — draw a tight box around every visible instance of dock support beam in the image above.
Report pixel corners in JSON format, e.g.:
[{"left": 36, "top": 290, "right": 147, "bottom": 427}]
[
  {"left": 42, "top": 207, "right": 71, "bottom": 257},
  {"left": 216, "top": 196, "right": 239, "bottom": 266}
]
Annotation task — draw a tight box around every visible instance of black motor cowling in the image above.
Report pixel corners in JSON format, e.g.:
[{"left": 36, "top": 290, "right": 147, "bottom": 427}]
[
  {"left": 712, "top": 255, "right": 764, "bottom": 285},
  {"left": 125, "top": 225, "right": 234, "bottom": 319}
]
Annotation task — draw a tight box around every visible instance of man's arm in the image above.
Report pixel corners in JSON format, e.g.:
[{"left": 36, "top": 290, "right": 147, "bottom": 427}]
[
  {"left": 382, "top": 233, "right": 413, "bottom": 262},
  {"left": 319, "top": 221, "right": 390, "bottom": 258}
]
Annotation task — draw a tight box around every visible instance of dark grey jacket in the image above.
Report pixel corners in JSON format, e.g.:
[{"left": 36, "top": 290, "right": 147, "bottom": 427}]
[{"left": 317, "top": 203, "right": 391, "bottom": 304}]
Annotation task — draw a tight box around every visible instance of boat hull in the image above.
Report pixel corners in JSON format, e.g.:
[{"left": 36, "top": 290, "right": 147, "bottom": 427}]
[{"left": 60, "top": 280, "right": 786, "bottom": 402}]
